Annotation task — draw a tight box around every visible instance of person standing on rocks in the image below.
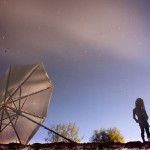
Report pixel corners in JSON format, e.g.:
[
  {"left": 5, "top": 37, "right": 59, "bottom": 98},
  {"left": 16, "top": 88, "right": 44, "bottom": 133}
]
[{"left": 133, "top": 98, "right": 150, "bottom": 142}]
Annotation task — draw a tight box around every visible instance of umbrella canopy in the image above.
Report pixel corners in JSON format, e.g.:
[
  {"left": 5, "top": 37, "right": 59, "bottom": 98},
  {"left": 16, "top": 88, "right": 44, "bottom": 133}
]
[{"left": 0, "top": 64, "right": 53, "bottom": 144}]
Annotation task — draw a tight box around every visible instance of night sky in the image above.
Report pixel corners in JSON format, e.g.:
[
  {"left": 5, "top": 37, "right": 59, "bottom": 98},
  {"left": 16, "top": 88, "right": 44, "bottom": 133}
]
[{"left": 1, "top": 0, "right": 150, "bottom": 143}]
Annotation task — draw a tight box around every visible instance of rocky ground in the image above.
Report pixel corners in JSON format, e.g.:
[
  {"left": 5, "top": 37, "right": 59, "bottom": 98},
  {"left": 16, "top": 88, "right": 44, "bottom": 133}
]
[{"left": 0, "top": 141, "right": 150, "bottom": 150}]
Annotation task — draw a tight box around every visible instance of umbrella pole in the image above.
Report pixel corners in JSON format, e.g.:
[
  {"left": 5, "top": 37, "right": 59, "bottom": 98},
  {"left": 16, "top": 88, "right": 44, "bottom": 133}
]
[{"left": 21, "top": 114, "right": 76, "bottom": 143}]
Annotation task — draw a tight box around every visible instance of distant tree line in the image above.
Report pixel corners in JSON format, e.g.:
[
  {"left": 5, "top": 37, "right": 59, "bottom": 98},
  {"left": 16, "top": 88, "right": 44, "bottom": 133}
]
[{"left": 45, "top": 123, "right": 124, "bottom": 143}]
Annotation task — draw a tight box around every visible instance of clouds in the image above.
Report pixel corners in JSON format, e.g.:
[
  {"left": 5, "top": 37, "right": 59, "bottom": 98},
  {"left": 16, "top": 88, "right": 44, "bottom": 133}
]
[{"left": 0, "top": 0, "right": 150, "bottom": 66}]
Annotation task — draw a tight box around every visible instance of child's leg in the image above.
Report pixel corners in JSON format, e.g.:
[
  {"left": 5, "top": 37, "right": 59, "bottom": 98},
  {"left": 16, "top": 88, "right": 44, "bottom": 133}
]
[
  {"left": 140, "top": 125, "right": 145, "bottom": 142},
  {"left": 144, "top": 121, "right": 150, "bottom": 139}
]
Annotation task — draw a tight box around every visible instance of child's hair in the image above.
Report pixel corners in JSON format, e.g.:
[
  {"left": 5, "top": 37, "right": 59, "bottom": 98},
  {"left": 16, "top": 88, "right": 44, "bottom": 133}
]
[{"left": 135, "top": 98, "right": 145, "bottom": 109}]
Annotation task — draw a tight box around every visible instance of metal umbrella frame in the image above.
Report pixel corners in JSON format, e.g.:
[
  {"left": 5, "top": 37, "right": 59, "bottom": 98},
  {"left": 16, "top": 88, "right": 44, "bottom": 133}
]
[{"left": 0, "top": 64, "right": 74, "bottom": 144}]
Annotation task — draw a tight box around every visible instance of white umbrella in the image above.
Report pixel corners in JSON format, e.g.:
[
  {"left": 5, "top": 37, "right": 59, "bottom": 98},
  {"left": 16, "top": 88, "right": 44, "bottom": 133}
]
[{"left": 0, "top": 64, "right": 53, "bottom": 144}]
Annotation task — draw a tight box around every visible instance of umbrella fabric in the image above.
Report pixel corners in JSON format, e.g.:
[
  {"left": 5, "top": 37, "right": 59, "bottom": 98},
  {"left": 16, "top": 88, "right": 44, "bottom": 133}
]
[{"left": 0, "top": 64, "right": 53, "bottom": 144}]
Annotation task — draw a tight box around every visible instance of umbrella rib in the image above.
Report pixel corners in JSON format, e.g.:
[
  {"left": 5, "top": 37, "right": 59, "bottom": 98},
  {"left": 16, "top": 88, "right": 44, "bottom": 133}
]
[
  {"left": 1, "top": 105, "right": 44, "bottom": 120},
  {"left": 7, "top": 90, "right": 17, "bottom": 109},
  {"left": 4, "top": 67, "right": 11, "bottom": 103},
  {"left": 19, "top": 87, "right": 21, "bottom": 109},
  {"left": 14, "top": 115, "right": 18, "bottom": 126},
  {"left": 6, "top": 64, "right": 41, "bottom": 102},
  {"left": 5, "top": 109, "right": 22, "bottom": 144},
  {"left": 21, "top": 110, "right": 44, "bottom": 119},
  {"left": 20, "top": 113, "right": 75, "bottom": 143},
  {"left": 8, "top": 86, "right": 51, "bottom": 104},
  {"left": 0, "top": 114, "right": 16, "bottom": 132},
  {"left": 20, "top": 95, "right": 29, "bottom": 110},
  {"left": 0, "top": 113, "right": 16, "bottom": 122},
  {"left": 0, "top": 109, "right": 4, "bottom": 131},
  {"left": 0, "top": 120, "right": 12, "bottom": 132},
  {"left": 4, "top": 95, "right": 29, "bottom": 106}
]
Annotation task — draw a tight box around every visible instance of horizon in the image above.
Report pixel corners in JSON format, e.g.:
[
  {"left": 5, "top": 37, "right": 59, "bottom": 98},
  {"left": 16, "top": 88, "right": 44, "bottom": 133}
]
[{"left": 1, "top": 0, "right": 150, "bottom": 144}]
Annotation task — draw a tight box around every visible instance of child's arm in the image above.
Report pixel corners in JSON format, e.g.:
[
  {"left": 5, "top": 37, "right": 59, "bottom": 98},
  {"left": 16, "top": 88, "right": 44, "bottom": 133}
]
[{"left": 133, "top": 109, "right": 138, "bottom": 123}]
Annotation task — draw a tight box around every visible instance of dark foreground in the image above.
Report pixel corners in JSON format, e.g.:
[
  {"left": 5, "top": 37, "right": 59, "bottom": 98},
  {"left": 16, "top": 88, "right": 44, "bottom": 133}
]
[{"left": 0, "top": 141, "right": 150, "bottom": 150}]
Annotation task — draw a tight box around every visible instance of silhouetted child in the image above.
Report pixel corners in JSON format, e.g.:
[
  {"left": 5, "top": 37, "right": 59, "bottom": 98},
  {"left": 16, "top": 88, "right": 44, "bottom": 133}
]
[{"left": 133, "top": 98, "right": 150, "bottom": 142}]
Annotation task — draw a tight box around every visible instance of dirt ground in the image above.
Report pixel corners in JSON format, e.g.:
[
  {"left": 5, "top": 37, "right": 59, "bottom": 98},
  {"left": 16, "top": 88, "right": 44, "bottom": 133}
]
[{"left": 0, "top": 141, "right": 150, "bottom": 150}]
